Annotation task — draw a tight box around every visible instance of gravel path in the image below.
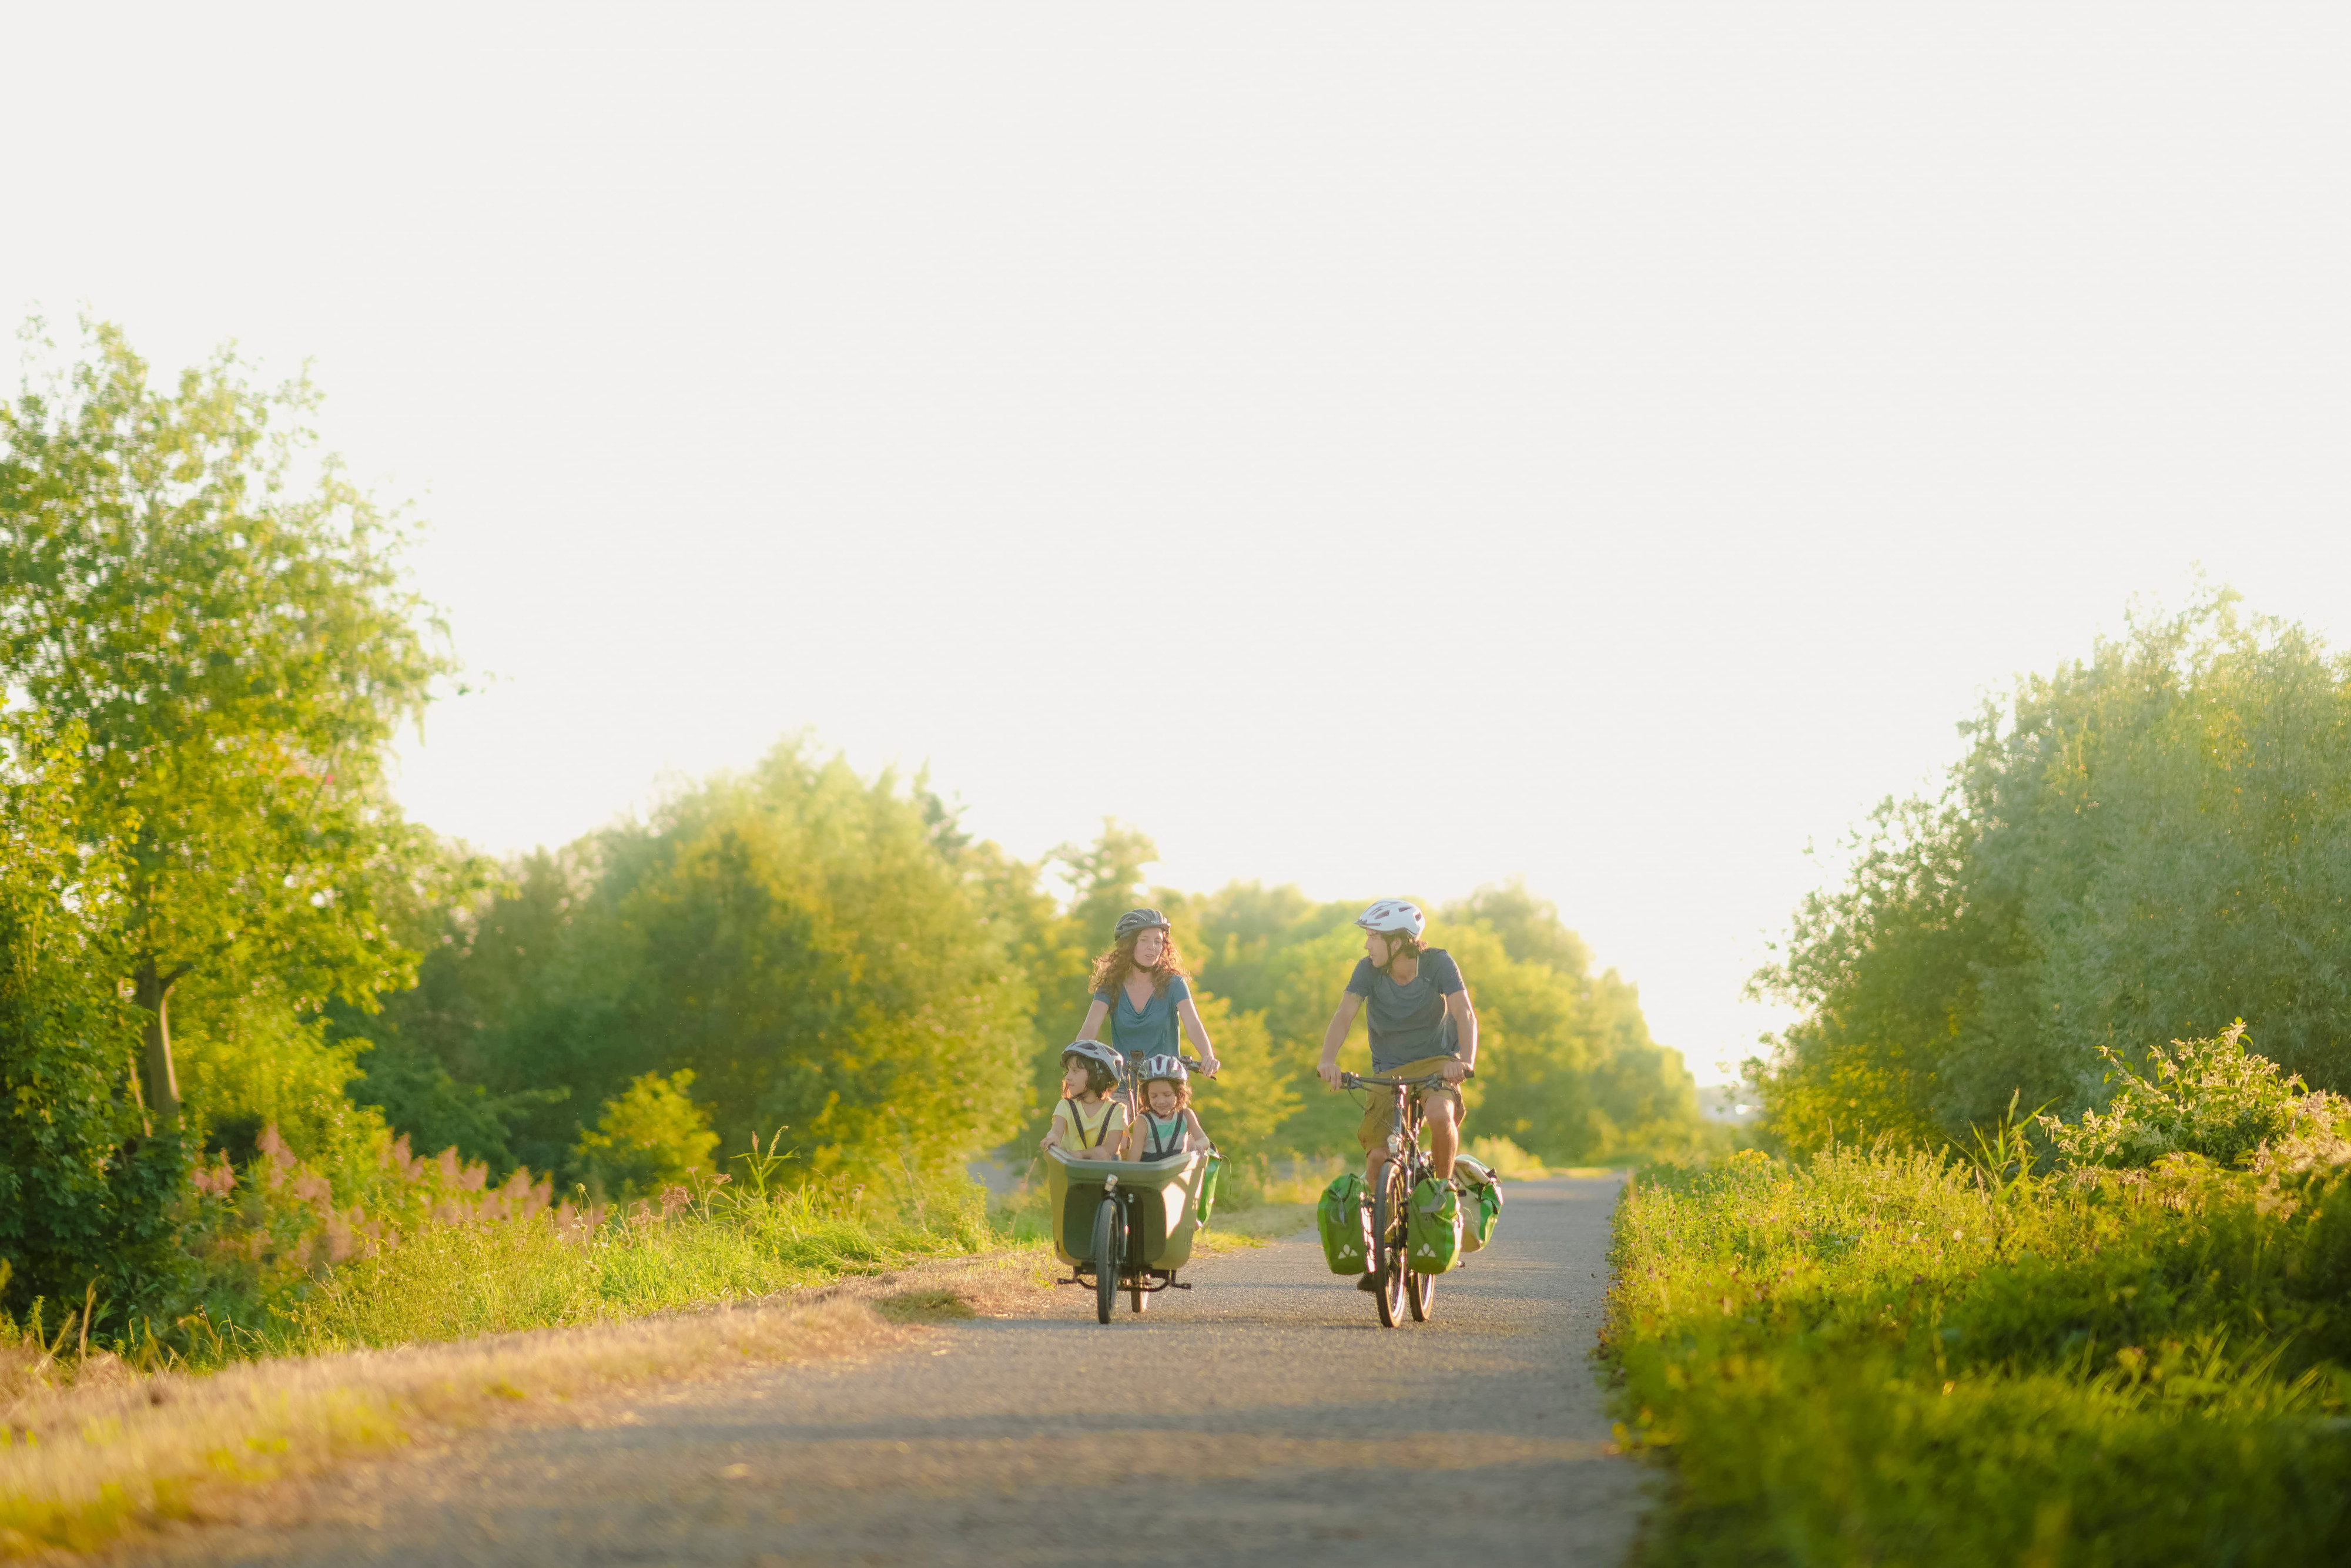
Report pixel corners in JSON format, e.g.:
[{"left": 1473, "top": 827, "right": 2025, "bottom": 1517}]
[{"left": 132, "top": 1174, "right": 1643, "bottom": 1567}]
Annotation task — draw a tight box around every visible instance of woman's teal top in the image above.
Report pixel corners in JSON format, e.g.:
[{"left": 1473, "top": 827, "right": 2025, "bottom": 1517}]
[{"left": 1095, "top": 974, "right": 1191, "bottom": 1060}]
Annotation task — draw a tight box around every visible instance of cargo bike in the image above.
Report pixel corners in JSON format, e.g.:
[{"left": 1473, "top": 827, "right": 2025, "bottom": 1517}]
[{"left": 1046, "top": 1050, "right": 1222, "bottom": 1324}]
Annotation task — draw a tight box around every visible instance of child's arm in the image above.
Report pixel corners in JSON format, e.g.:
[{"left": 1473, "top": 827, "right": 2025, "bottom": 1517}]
[{"left": 1183, "top": 1108, "right": 1209, "bottom": 1154}]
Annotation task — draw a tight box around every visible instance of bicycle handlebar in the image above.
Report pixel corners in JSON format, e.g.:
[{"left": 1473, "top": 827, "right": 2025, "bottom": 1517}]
[
  {"left": 1118, "top": 1051, "right": 1218, "bottom": 1081},
  {"left": 1339, "top": 1068, "right": 1474, "bottom": 1089}
]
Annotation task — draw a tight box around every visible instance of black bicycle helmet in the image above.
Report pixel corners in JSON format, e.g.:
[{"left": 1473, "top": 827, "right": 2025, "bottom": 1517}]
[{"left": 1114, "top": 907, "right": 1172, "bottom": 942}]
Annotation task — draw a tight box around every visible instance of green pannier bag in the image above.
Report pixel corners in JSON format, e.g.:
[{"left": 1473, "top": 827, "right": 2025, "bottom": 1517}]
[
  {"left": 1317, "top": 1172, "right": 1373, "bottom": 1274},
  {"left": 1196, "top": 1149, "right": 1224, "bottom": 1227},
  {"left": 1452, "top": 1155, "right": 1504, "bottom": 1254},
  {"left": 1407, "top": 1175, "right": 1464, "bottom": 1273}
]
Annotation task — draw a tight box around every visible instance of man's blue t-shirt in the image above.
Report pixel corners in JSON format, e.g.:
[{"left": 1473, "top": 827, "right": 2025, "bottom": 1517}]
[{"left": 1345, "top": 949, "right": 1465, "bottom": 1073}]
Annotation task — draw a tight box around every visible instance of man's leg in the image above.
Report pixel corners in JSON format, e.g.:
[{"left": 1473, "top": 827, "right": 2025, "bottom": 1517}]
[
  {"left": 1425, "top": 1088, "right": 1462, "bottom": 1181},
  {"left": 1356, "top": 1148, "right": 1391, "bottom": 1289}
]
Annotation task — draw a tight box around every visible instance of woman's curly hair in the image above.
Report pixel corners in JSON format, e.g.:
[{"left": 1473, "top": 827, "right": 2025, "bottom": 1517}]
[{"left": 1087, "top": 925, "right": 1189, "bottom": 1000}]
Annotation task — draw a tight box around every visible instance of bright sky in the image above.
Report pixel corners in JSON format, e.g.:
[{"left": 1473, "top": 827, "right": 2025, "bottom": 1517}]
[{"left": 8, "top": 5, "right": 2347, "bottom": 1082}]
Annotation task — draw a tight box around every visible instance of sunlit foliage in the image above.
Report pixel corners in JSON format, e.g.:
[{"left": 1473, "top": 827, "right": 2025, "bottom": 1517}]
[
  {"left": 1612, "top": 1035, "right": 2351, "bottom": 1564},
  {"left": 1754, "top": 591, "right": 2351, "bottom": 1151}
]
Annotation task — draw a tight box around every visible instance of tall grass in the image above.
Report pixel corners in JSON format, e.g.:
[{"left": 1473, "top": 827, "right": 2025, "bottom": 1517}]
[
  {"left": 4, "top": 1124, "right": 999, "bottom": 1381},
  {"left": 1608, "top": 1144, "right": 2351, "bottom": 1564}
]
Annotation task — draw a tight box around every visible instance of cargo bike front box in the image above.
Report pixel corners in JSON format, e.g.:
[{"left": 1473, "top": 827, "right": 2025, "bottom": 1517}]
[{"left": 1045, "top": 1144, "right": 1219, "bottom": 1324}]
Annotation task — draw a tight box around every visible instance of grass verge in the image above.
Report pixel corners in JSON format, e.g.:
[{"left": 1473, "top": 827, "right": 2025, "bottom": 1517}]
[
  {"left": 1195, "top": 1202, "right": 1314, "bottom": 1250},
  {"left": 0, "top": 1249, "right": 1054, "bottom": 1559},
  {"left": 1606, "top": 1147, "right": 2351, "bottom": 1566}
]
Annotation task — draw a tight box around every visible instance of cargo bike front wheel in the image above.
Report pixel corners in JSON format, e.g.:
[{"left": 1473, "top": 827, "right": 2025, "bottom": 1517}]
[{"left": 1092, "top": 1197, "right": 1121, "bottom": 1325}]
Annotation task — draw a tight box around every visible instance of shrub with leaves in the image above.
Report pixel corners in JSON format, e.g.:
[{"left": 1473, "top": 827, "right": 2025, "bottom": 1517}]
[
  {"left": 573, "top": 1071, "right": 721, "bottom": 1201},
  {"left": 2037, "top": 1021, "right": 2351, "bottom": 1171}
]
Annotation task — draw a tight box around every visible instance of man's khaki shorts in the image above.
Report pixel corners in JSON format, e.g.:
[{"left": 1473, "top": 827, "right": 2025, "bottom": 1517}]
[{"left": 1357, "top": 1057, "right": 1466, "bottom": 1152}]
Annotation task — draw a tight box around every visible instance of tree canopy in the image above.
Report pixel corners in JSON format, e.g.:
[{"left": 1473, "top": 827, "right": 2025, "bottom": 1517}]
[
  {"left": 0, "top": 321, "right": 450, "bottom": 1130},
  {"left": 1753, "top": 591, "right": 2351, "bottom": 1152}
]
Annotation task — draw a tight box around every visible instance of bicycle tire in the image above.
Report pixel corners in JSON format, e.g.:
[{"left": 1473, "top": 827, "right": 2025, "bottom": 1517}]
[
  {"left": 1372, "top": 1165, "right": 1406, "bottom": 1328},
  {"left": 1093, "top": 1198, "right": 1120, "bottom": 1325},
  {"left": 1405, "top": 1155, "right": 1437, "bottom": 1321}
]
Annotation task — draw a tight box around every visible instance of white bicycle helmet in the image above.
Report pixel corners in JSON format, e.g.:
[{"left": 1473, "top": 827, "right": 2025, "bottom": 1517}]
[
  {"left": 1138, "top": 1054, "right": 1188, "bottom": 1085},
  {"left": 1061, "top": 1039, "right": 1125, "bottom": 1083},
  {"left": 1354, "top": 899, "right": 1426, "bottom": 939}
]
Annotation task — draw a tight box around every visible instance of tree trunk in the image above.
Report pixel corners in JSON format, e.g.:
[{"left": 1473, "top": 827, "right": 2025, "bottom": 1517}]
[{"left": 132, "top": 961, "right": 183, "bottom": 1128}]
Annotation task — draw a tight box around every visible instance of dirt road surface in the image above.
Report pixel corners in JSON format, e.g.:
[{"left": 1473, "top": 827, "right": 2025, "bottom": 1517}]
[{"left": 129, "top": 1174, "right": 1644, "bottom": 1567}]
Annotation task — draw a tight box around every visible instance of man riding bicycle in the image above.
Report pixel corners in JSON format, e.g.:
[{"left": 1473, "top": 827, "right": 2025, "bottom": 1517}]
[{"left": 1315, "top": 899, "right": 1479, "bottom": 1198}]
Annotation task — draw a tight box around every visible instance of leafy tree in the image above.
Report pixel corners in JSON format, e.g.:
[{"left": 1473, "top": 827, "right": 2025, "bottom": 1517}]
[
  {"left": 0, "top": 715, "right": 186, "bottom": 1316},
  {"left": 1746, "top": 796, "right": 1986, "bottom": 1153},
  {"left": 1754, "top": 591, "right": 2351, "bottom": 1152},
  {"left": 1183, "top": 992, "right": 1300, "bottom": 1154},
  {"left": 0, "top": 322, "right": 451, "bottom": 1133},
  {"left": 428, "top": 742, "right": 1034, "bottom": 1180},
  {"left": 340, "top": 845, "right": 571, "bottom": 1172},
  {"left": 1436, "top": 891, "right": 1703, "bottom": 1163},
  {"left": 1163, "top": 878, "right": 1703, "bottom": 1163}
]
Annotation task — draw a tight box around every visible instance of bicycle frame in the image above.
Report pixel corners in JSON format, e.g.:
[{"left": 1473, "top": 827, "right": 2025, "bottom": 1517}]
[{"left": 1341, "top": 1068, "right": 1471, "bottom": 1326}]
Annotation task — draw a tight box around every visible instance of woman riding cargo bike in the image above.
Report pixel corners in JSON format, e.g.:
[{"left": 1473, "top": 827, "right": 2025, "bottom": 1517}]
[
  {"left": 1315, "top": 898, "right": 1493, "bottom": 1326},
  {"left": 1041, "top": 911, "right": 1224, "bottom": 1323}
]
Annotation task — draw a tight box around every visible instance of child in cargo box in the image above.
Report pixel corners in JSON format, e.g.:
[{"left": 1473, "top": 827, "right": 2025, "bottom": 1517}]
[
  {"left": 1040, "top": 1040, "right": 1128, "bottom": 1161},
  {"left": 1117, "top": 1054, "right": 1207, "bottom": 1162}
]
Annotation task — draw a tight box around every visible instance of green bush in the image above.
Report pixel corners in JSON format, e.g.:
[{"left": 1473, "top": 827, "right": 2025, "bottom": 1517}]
[
  {"left": 2038, "top": 1020, "right": 2351, "bottom": 1171},
  {"left": 572, "top": 1070, "right": 721, "bottom": 1201}
]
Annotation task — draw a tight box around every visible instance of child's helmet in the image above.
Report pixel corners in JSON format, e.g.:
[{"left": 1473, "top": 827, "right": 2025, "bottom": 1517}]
[
  {"left": 1353, "top": 899, "right": 1426, "bottom": 938},
  {"left": 1114, "top": 907, "right": 1172, "bottom": 941},
  {"left": 1138, "top": 1053, "right": 1187, "bottom": 1085},
  {"left": 1061, "top": 1038, "right": 1124, "bottom": 1082}
]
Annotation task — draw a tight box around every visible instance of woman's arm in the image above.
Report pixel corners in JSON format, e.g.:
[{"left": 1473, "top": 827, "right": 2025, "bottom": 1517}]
[
  {"left": 1076, "top": 999, "right": 1110, "bottom": 1042},
  {"left": 1175, "top": 995, "right": 1220, "bottom": 1076},
  {"left": 1317, "top": 993, "right": 1364, "bottom": 1090}
]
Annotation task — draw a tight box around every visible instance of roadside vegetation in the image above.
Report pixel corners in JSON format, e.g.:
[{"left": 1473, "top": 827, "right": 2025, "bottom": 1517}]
[
  {"left": 2, "top": 318, "right": 1706, "bottom": 1375},
  {"left": 1618, "top": 601, "right": 2351, "bottom": 1564}
]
